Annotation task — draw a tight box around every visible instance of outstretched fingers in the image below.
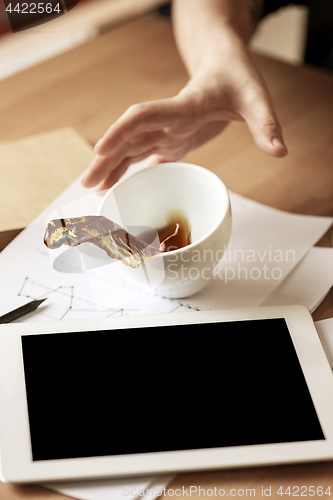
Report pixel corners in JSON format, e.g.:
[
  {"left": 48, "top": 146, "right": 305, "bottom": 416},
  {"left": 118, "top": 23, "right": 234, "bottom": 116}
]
[
  {"left": 81, "top": 130, "right": 167, "bottom": 188},
  {"left": 94, "top": 148, "right": 164, "bottom": 191},
  {"left": 94, "top": 99, "right": 182, "bottom": 156}
]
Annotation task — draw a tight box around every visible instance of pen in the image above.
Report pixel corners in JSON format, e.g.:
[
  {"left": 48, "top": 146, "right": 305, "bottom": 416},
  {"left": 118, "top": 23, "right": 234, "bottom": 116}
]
[{"left": 0, "top": 298, "right": 47, "bottom": 324}]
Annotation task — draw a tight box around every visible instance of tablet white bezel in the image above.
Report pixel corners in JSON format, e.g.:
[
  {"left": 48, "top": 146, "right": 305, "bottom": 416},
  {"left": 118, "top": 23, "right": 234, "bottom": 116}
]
[{"left": 1, "top": 305, "right": 333, "bottom": 484}]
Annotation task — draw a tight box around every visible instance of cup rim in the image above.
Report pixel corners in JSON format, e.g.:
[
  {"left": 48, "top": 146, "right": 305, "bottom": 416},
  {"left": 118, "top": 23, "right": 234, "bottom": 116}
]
[{"left": 97, "top": 162, "right": 230, "bottom": 255}]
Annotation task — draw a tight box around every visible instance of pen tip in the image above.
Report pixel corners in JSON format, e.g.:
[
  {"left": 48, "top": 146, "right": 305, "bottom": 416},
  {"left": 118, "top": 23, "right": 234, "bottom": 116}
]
[{"left": 35, "top": 298, "right": 47, "bottom": 306}]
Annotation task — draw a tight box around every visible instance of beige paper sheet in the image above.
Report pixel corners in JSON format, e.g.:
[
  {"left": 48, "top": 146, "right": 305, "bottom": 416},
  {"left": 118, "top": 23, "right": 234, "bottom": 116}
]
[{"left": 0, "top": 128, "right": 94, "bottom": 231}]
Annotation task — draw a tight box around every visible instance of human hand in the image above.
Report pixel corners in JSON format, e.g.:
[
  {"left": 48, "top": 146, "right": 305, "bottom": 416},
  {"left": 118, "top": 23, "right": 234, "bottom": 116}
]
[{"left": 81, "top": 40, "right": 287, "bottom": 191}]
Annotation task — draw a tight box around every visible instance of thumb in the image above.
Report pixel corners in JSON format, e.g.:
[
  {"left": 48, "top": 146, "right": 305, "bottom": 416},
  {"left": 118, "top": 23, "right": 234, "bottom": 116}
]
[{"left": 244, "top": 97, "right": 288, "bottom": 158}]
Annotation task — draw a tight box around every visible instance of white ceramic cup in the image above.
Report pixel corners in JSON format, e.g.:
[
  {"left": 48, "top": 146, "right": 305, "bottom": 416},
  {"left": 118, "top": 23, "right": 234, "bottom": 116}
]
[{"left": 97, "top": 162, "right": 232, "bottom": 299}]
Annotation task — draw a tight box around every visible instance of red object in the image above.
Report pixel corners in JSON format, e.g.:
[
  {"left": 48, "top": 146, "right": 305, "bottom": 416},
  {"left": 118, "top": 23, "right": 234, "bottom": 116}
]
[
  {"left": 0, "top": 1, "right": 11, "bottom": 35},
  {"left": 0, "top": 0, "right": 94, "bottom": 36}
]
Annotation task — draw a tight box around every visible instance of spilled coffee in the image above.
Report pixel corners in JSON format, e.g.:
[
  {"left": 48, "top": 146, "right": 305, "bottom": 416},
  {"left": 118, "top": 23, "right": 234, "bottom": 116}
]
[{"left": 44, "top": 212, "right": 191, "bottom": 269}]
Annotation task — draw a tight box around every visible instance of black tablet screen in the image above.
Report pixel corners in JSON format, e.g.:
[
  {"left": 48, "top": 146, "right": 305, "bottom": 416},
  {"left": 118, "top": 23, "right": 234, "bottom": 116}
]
[{"left": 21, "top": 318, "right": 325, "bottom": 461}]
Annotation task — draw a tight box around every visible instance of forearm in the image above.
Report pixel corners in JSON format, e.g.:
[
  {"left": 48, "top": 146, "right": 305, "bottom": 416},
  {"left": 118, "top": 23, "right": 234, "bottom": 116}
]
[
  {"left": 172, "top": 0, "right": 264, "bottom": 76},
  {"left": 82, "top": 0, "right": 285, "bottom": 190}
]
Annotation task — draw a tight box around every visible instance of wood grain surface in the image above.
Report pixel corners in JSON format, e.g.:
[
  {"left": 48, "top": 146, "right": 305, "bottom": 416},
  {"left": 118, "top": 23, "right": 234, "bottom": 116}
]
[
  {"left": 0, "top": 16, "right": 333, "bottom": 217},
  {"left": 1, "top": 14, "right": 333, "bottom": 500}
]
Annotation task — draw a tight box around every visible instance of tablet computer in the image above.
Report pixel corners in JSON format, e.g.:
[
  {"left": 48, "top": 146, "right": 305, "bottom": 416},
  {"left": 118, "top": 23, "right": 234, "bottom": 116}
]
[{"left": 1, "top": 305, "right": 333, "bottom": 484}]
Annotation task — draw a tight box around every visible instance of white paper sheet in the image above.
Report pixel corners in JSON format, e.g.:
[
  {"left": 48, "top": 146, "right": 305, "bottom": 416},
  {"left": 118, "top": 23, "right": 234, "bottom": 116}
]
[
  {"left": 1, "top": 177, "right": 331, "bottom": 319},
  {"left": 262, "top": 247, "right": 333, "bottom": 311},
  {"left": 171, "top": 192, "right": 333, "bottom": 311},
  {"left": 1, "top": 166, "right": 333, "bottom": 500}
]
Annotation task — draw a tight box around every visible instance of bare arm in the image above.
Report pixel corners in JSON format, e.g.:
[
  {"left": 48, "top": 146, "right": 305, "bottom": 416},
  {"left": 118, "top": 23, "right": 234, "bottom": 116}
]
[
  {"left": 81, "top": 0, "right": 287, "bottom": 191},
  {"left": 172, "top": 0, "right": 287, "bottom": 154}
]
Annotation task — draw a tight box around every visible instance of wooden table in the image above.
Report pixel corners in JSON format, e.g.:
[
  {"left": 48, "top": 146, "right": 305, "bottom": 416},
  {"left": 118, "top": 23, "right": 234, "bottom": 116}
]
[{"left": 1, "top": 13, "right": 333, "bottom": 500}]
